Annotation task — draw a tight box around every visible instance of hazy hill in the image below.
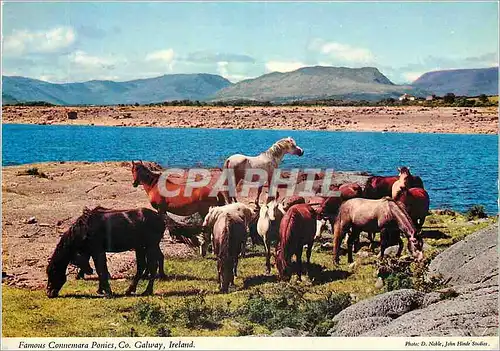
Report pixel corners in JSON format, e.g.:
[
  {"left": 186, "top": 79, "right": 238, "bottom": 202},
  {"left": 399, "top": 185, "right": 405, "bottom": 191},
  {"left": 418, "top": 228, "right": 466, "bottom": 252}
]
[
  {"left": 411, "top": 67, "right": 498, "bottom": 96},
  {"left": 214, "top": 66, "right": 424, "bottom": 102},
  {"left": 2, "top": 74, "right": 232, "bottom": 105}
]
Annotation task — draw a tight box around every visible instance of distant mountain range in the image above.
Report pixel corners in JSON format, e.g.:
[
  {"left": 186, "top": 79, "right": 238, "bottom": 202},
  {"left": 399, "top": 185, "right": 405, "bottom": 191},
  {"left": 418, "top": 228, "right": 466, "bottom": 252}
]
[
  {"left": 2, "top": 74, "right": 232, "bottom": 105},
  {"left": 2, "top": 66, "right": 498, "bottom": 105},
  {"left": 214, "top": 66, "right": 423, "bottom": 102},
  {"left": 411, "top": 67, "right": 498, "bottom": 97}
]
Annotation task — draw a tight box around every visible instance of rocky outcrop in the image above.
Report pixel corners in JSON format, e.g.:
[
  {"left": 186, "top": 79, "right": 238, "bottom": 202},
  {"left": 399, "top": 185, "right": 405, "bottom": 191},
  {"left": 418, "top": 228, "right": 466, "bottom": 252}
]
[
  {"left": 329, "top": 224, "right": 498, "bottom": 337},
  {"left": 428, "top": 224, "right": 498, "bottom": 286}
]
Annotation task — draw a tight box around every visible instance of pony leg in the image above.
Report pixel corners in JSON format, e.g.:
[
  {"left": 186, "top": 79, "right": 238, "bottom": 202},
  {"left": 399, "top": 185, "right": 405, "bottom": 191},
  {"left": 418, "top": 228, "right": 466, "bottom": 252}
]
[
  {"left": 396, "top": 236, "right": 404, "bottom": 257},
  {"left": 346, "top": 230, "right": 358, "bottom": 264},
  {"left": 379, "top": 230, "right": 388, "bottom": 260},
  {"left": 255, "top": 185, "right": 264, "bottom": 206},
  {"left": 92, "top": 252, "right": 112, "bottom": 296},
  {"left": 264, "top": 236, "right": 271, "bottom": 275},
  {"left": 125, "top": 249, "right": 146, "bottom": 296},
  {"left": 305, "top": 243, "right": 313, "bottom": 276},
  {"left": 157, "top": 248, "right": 166, "bottom": 279},
  {"left": 141, "top": 247, "right": 159, "bottom": 296},
  {"left": 296, "top": 247, "right": 304, "bottom": 281},
  {"left": 333, "top": 220, "right": 346, "bottom": 265}
]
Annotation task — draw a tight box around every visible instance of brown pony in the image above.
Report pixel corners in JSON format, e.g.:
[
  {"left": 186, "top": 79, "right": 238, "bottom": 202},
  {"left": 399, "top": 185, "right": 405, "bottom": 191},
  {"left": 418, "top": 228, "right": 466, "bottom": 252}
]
[
  {"left": 131, "top": 162, "right": 225, "bottom": 255},
  {"left": 332, "top": 198, "right": 423, "bottom": 264},
  {"left": 203, "top": 208, "right": 247, "bottom": 293},
  {"left": 395, "top": 187, "right": 430, "bottom": 233},
  {"left": 276, "top": 204, "right": 317, "bottom": 281},
  {"left": 364, "top": 167, "right": 424, "bottom": 199},
  {"left": 47, "top": 207, "right": 165, "bottom": 298}
]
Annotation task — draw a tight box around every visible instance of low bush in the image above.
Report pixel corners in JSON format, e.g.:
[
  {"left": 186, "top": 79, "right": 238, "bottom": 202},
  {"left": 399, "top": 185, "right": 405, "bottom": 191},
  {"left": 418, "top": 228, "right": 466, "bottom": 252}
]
[{"left": 465, "top": 205, "right": 488, "bottom": 221}]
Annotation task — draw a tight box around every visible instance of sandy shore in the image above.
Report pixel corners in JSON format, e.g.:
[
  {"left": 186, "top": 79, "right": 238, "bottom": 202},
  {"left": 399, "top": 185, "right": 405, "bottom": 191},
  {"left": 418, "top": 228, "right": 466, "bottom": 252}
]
[
  {"left": 2, "top": 105, "right": 498, "bottom": 134},
  {"left": 1, "top": 161, "right": 368, "bottom": 289}
]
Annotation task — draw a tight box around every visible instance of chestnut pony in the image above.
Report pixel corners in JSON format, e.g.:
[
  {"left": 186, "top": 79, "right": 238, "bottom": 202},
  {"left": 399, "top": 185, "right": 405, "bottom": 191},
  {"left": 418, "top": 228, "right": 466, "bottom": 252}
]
[
  {"left": 394, "top": 187, "right": 430, "bottom": 233},
  {"left": 364, "top": 167, "right": 424, "bottom": 199},
  {"left": 131, "top": 162, "right": 226, "bottom": 255},
  {"left": 276, "top": 203, "right": 317, "bottom": 281}
]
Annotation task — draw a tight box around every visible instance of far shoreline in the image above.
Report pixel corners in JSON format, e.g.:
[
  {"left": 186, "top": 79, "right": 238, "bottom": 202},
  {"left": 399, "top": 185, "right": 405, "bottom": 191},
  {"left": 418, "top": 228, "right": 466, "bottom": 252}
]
[
  {"left": 2, "top": 105, "right": 498, "bottom": 135},
  {"left": 2, "top": 121, "right": 499, "bottom": 137}
]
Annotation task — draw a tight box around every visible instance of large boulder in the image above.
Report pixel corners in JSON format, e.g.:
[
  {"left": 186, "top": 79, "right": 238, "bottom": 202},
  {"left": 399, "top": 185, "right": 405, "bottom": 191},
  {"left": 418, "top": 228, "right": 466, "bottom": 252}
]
[
  {"left": 428, "top": 224, "right": 498, "bottom": 286},
  {"left": 363, "top": 282, "right": 498, "bottom": 336},
  {"left": 331, "top": 289, "right": 424, "bottom": 329},
  {"left": 331, "top": 224, "right": 499, "bottom": 337},
  {"left": 271, "top": 327, "right": 311, "bottom": 337}
]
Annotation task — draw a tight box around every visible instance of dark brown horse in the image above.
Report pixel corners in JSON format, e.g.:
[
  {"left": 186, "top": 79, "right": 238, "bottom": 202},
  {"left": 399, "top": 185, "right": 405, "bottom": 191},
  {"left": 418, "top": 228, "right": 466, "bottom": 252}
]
[
  {"left": 203, "top": 208, "right": 247, "bottom": 293},
  {"left": 131, "top": 162, "right": 225, "bottom": 256},
  {"left": 332, "top": 198, "right": 423, "bottom": 264},
  {"left": 395, "top": 187, "right": 430, "bottom": 233},
  {"left": 364, "top": 167, "right": 424, "bottom": 199},
  {"left": 46, "top": 207, "right": 165, "bottom": 298},
  {"left": 276, "top": 203, "right": 317, "bottom": 281}
]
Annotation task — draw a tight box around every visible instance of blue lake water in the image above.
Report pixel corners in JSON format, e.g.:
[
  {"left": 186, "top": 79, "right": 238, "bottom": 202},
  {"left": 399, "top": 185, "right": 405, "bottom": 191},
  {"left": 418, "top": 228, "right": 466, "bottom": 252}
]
[{"left": 2, "top": 124, "right": 498, "bottom": 213}]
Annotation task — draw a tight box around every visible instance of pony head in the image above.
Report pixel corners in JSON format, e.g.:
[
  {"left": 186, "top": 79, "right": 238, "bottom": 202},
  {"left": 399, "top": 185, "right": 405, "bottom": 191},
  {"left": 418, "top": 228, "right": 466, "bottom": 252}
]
[
  {"left": 46, "top": 259, "right": 67, "bottom": 298},
  {"left": 397, "top": 166, "right": 411, "bottom": 187},
  {"left": 284, "top": 137, "right": 304, "bottom": 156},
  {"left": 131, "top": 161, "right": 143, "bottom": 187},
  {"left": 408, "top": 235, "right": 424, "bottom": 262}
]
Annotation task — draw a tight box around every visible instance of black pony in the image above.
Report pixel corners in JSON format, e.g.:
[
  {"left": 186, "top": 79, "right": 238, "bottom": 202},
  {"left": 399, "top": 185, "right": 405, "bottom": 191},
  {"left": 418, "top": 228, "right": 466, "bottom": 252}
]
[{"left": 46, "top": 206, "right": 165, "bottom": 298}]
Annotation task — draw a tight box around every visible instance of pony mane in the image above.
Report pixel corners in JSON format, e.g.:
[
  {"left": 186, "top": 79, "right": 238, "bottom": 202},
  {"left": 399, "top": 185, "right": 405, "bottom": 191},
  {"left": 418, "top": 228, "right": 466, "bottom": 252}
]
[
  {"left": 263, "top": 137, "right": 296, "bottom": 159},
  {"left": 48, "top": 206, "right": 102, "bottom": 267},
  {"left": 388, "top": 200, "right": 415, "bottom": 237}
]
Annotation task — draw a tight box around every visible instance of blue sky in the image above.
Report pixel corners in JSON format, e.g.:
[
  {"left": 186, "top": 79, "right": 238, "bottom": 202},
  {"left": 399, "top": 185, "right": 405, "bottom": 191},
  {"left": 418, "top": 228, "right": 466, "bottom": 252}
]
[{"left": 2, "top": 1, "right": 498, "bottom": 84}]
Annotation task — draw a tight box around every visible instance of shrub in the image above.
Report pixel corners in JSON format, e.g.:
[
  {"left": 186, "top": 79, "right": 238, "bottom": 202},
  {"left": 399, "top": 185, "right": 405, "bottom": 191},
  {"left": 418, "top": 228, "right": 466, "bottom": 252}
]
[
  {"left": 465, "top": 205, "right": 488, "bottom": 221},
  {"left": 17, "top": 167, "right": 49, "bottom": 179},
  {"left": 237, "top": 285, "right": 350, "bottom": 334}
]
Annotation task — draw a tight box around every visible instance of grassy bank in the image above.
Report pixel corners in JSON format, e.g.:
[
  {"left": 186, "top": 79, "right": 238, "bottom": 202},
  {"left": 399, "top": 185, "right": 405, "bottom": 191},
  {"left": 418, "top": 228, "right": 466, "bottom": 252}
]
[{"left": 2, "top": 212, "right": 496, "bottom": 337}]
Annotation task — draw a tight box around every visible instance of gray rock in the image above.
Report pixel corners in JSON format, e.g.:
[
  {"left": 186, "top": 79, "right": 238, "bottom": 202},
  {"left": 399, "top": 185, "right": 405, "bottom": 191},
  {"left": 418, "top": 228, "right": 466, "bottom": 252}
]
[
  {"left": 328, "top": 317, "right": 393, "bottom": 337},
  {"left": 383, "top": 245, "right": 401, "bottom": 257},
  {"left": 422, "top": 292, "right": 441, "bottom": 308},
  {"left": 332, "top": 289, "right": 424, "bottom": 329},
  {"left": 363, "top": 284, "right": 498, "bottom": 336},
  {"left": 271, "top": 327, "right": 310, "bottom": 337},
  {"left": 428, "top": 224, "right": 498, "bottom": 286}
]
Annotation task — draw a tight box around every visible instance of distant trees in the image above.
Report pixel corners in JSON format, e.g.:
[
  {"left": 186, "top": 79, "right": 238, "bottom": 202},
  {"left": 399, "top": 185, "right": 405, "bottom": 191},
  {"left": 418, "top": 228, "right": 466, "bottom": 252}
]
[
  {"left": 443, "top": 93, "right": 456, "bottom": 104},
  {"left": 478, "top": 94, "right": 488, "bottom": 103}
]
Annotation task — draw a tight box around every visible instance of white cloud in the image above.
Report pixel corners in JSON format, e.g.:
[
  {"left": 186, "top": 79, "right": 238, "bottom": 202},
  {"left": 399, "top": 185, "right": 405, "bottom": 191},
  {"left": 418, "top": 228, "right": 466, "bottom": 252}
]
[
  {"left": 311, "top": 39, "right": 374, "bottom": 63},
  {"left": 145, "top": 49, "right": 175, "bottom": 62},
  {"left": 265, "top": 61, "right": 306, "bottom": 73},
  {"left": 68, "top": 50, "right": 117, "bottom": 69},
  {"left": 145, "top": 49, "right": 176, "bottom": 71},
  {"left": 216, "top": 61, "right": 253, "bottom": 82},
  {"left": 4, "top": 27, "right": 76, "bottom": 56}
]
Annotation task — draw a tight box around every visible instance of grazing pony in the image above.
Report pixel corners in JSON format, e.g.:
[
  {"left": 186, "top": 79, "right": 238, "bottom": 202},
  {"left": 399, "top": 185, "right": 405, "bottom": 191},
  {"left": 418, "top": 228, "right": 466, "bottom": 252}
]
[
  {"left": 202, "top": 202, "right": 255, "bottom": 257},
  {"left": 276, "top": 204, "right": 317, "bottom": 281},
  {"left": 364, "top": 167, "right": 424, "bottom": 199},
  {"left": 395, "top": 187, "right": 430, "bottom": 233},
  {"left": 203, "top": 207, "right": 247, "bottom": 293},
  {"left": 332, "top": 198, "right": 423, "bottom": 264},
  {"left": 223, "top": 137, "right": 304, "bottom": 204},
  {"left": 314, "top": 182, "right": 364, "bottom": 239},
  {"left": 46, "top": 207, "right": 165, "bottom": 298},
  {"left": 131, "top": 161, "right": 225, "bottom": 256}
]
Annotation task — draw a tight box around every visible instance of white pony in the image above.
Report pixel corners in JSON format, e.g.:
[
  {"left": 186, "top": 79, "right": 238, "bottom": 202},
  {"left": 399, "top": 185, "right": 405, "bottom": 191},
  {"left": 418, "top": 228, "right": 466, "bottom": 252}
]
[
  {"left": 256, "top": 195, "right": 305, "bottom": 274},
  {"left": 223, "top": 137, "right": 304, "bottom": 204}
]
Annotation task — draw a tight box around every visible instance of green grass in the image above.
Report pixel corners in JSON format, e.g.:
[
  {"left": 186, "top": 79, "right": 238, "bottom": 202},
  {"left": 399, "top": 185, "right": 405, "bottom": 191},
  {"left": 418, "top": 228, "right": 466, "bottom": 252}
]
[{"left": 2, "top": 212, "right": 497, "bottom": 337}]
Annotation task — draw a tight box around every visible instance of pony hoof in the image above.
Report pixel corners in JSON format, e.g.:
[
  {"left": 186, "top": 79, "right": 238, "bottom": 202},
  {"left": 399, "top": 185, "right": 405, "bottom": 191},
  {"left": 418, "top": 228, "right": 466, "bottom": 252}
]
[{"left": 140, "top": 291, "right": 153, "bottom": 296}]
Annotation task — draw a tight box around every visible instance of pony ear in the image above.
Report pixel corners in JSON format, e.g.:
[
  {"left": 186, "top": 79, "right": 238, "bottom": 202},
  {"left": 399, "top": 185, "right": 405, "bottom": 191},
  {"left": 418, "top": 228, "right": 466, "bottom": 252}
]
[{"left": 397, "top": 167, "right": 401, "bottom": 172}]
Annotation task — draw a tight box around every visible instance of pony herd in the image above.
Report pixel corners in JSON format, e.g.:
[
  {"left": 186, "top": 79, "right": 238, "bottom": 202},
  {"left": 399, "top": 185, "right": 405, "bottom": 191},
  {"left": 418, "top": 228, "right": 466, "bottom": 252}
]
[{"left": 46, "top": 137, "right": 429, "bottom": 297}]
